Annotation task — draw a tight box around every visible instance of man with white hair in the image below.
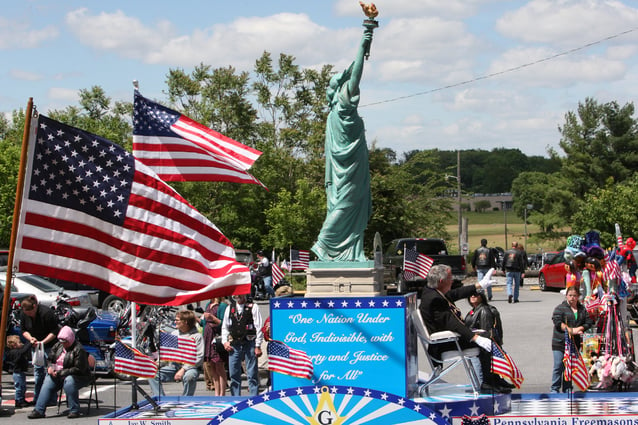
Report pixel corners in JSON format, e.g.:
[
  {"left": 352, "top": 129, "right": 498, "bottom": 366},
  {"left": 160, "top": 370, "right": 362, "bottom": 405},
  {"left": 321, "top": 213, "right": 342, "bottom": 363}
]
[{"left": 419, "top": 264, "right": 509, "bottom": 394}]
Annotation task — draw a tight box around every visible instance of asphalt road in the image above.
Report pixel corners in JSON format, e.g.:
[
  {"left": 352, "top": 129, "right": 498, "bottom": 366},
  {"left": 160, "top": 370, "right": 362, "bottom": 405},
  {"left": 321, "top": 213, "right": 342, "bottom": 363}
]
[{"left": 2, "top": 276, "right": 637, "bottom": 423}]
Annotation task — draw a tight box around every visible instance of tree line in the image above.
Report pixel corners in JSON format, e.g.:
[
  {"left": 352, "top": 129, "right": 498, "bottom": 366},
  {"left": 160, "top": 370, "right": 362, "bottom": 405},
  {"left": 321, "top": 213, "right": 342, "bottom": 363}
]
[{"left": 1, "top": 53, "right": 637, "bottom": 256}]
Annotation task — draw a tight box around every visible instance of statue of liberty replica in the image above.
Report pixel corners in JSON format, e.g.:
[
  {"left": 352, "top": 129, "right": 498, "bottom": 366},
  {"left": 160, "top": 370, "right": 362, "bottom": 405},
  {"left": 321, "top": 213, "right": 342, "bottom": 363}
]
[{"left": 311, "top": 3, "right": 378, "bottom": 263}]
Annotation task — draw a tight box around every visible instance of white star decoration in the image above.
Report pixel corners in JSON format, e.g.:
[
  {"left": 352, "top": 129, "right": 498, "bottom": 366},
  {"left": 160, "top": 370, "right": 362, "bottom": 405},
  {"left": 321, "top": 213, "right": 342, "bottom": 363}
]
[
  {"left": 469, "top": 402, "right": 480, "bottom": 416},
  {"left": 439, "top": 404, "right": 451, "bottom": 418}
]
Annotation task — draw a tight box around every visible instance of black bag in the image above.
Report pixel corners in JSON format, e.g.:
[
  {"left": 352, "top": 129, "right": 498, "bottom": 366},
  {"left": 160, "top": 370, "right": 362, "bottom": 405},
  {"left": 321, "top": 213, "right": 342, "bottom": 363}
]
[{"left": 214, "top": 335, "right": 225, "bottom": 354}]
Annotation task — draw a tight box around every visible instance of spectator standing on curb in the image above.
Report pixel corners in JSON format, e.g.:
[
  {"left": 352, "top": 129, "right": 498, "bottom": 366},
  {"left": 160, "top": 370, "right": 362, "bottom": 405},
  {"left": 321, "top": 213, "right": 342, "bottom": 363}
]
[
  {"left": 202, "top": 297, "right": 228, "bottom": 396},
  {"left": 222, "top": 294, "right": 263, "bottom": 396},
  {"left": 550, "top": 286, "right": 593, "bottom": 393},
  {"left": 472, "top": 239, "right": 498, "bottom": 300},
  {"left": 19, "top": 295, "right": 59, "bottom": 404},
  {"left": 503, "top": 242, "right": 525, "bottom": 303},
  {"left": 3, "top": 335, "right": 33, "bottom": 408}
]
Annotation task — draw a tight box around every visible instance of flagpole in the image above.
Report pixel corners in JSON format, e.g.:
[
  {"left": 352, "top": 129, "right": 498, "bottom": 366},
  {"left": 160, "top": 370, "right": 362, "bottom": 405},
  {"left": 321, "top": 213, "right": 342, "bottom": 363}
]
[
  {"left": 130, "top": 301, "right": 138, "bottom": 408},
  {"left": 0, "top": 98, "right": 34, "bottom": 394}
]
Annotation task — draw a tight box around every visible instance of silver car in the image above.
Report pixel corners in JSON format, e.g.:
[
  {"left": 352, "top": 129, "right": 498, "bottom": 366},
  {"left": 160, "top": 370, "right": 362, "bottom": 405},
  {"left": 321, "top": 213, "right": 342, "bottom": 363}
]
[{"left": 0, "top": 273, "right": 97, "bottom": 314}]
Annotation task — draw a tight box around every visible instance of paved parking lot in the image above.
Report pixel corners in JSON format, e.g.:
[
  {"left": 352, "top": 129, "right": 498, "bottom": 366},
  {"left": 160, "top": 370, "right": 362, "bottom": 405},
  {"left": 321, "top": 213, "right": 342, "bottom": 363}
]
[{"left": 2, "top": 276, "right": 637, "bottom": 423}]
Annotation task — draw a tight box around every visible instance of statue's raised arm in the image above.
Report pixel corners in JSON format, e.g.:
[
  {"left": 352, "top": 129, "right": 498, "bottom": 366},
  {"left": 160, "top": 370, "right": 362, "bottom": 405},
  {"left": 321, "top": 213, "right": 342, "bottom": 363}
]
[{"left": 311, "top": 6, "right": 379, "bottom": 262}]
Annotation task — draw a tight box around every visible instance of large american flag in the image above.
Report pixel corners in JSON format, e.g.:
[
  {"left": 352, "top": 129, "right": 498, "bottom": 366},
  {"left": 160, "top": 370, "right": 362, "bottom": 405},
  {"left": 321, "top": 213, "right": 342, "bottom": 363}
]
[
  {"left": 271, "top": 262, "right": 286, "bottom": 286},
  {"left": 159, "top": 332, "right": 198, "bottom": 365},
  {"left": 267, "top": 340, "right": 313, "bottom": 380},
  {"left": 290, "top": 249, "right": 310, "bottom": 270},
  {"left": 563, "top": 328, "right": 590, "bottom": 391},
  {"left": 114, "top": 341, "right": 158, "bottom": 379},
  {"left": 403, "top": 246, "right": 434, "bottom": 280},
  {"left": 491, "top": 341, "right": 524, "bottom": 389},
  {"left": 14, "top": 114, "right": 251, "bottom": 306},
  {"left": 133, "top": 91, "right": 264, "bottom": 186}
]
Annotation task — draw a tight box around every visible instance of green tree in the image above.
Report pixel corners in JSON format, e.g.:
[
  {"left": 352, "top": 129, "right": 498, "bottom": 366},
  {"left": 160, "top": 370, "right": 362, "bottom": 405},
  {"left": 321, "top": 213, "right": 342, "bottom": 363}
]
[
  {"left": 554, "top": 98, "right": 638, "bottom": 202},
  {"left": 0, "top": 110, "right": 26, "bottom": 246},
  {"left": 570, "top": 177, "right": 638, "bottom": 247},
  {"left": 474, "top": 200, "right": 491, "bottom": 212},
  {"left": 511, "top": 171, "right": 576, "bottom": 234},
  {"left": 263, "top": 178, "right": 326, "bottom": 252}
]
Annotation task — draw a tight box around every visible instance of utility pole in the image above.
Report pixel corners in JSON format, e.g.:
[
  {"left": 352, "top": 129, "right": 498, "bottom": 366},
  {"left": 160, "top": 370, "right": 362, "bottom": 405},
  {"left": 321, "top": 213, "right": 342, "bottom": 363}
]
[
  {"left": 457, "top": 150, "right": 462, "bottom": 255},
  {"left": 502, "top": 201, "right": 508, "bottom": 248}
]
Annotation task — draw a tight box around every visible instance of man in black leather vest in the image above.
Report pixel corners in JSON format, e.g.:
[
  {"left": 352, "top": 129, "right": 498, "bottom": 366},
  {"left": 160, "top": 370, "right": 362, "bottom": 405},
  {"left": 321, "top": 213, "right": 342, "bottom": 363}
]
[
  {"left": 471, "top": 239, "right": 497, "bottom": 300},
  {"left": 221, "top": 295, "right": 263, "bottom": 396}
]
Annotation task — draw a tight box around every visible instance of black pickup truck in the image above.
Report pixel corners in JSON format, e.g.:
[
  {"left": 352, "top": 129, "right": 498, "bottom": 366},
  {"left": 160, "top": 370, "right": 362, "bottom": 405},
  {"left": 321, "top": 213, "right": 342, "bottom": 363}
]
[{"left": 383, "top": 238, "right": 467, "bottom": 294}]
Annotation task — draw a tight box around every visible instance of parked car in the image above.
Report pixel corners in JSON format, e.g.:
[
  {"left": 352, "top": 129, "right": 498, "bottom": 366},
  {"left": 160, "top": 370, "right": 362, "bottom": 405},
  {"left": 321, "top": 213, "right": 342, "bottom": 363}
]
[
  {"left": 43, "top": 276, "right": 124, "bottom": 312},
  {"left": 0, "top": 273, "right": 96, "bottom": 313},
  {"left": 538, "top": 250, "right": 567, "bottom": 291},
  {"left": 235, "top": 249, "right": 254, "bottom": 268},
  {"left": 0, "top": 249, "right": 9, "bottom": 268}
]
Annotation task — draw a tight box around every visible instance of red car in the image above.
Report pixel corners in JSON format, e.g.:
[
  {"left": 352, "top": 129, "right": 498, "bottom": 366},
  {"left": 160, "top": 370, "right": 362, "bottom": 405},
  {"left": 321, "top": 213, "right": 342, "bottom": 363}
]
[{"left": 538, "top": 250, "right": 566, "bottom": 291}]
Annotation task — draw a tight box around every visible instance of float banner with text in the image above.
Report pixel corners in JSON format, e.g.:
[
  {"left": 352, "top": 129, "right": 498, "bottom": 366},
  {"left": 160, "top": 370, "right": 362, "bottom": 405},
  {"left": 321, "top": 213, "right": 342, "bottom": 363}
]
[{"left": 270, "top": 295, "right": 418, "bottom": 398}]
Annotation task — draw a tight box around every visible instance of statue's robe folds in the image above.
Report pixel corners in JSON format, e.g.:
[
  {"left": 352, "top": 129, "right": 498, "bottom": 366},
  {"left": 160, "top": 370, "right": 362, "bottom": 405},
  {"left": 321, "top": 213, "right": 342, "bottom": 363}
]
[{"left": 312, "top": 78, "right": 371, "bottom": 262}]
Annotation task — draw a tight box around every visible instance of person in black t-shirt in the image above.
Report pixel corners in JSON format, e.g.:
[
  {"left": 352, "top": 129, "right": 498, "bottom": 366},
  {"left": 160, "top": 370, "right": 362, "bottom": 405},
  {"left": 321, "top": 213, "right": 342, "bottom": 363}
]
[{"left": 19, "top": 295, "right": 59, "bottom": 404}]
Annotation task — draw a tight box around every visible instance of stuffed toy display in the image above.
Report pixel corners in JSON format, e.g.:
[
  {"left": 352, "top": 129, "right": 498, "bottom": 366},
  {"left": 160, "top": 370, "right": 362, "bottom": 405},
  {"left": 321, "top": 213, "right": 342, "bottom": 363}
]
[{"left": 564, "top": 259, "right": 581, "bottom": 289}]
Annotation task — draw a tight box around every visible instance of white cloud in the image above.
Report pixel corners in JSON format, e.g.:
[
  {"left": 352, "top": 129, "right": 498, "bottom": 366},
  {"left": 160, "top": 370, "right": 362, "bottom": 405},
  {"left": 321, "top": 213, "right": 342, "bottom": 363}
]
[
  {"left": 488, "top": 47, "right": 627, "bottom": 87},
  {"left": 48, "top": 87, "right": 79, "bottom": 103},
  {"left": 64, "top": 8, "right": 350, "bottom": 70},
  {"left": 9, "top": 69, "right": 43, "bottom": 81},
  {"left": 65, "top": 8, "right": 172, "bottom": 59},
  {"left": 334, "top": 0, "right": 500, "bottom": 19},
  {"left": 496, "top": 0, "right": 638, "bottom": 46},
  {"left": 0, "top": 17, "right": 58, "bottom": 49}
]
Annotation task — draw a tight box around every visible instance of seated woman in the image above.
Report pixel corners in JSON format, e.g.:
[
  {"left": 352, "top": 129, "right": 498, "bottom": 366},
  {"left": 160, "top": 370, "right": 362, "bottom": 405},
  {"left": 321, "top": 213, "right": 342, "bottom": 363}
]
[
  {"left": 464, "top": 291, "right": 514, "bottom": 390},
  {"left": 28, "top": 326, "right": 90, "bottom": 419}
]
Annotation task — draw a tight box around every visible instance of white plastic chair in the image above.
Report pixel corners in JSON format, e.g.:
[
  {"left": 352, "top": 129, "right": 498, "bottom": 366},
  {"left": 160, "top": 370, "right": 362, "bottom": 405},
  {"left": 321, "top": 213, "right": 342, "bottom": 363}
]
[{"left": 411, "top": 309, "right": 481, "bottom": 396}]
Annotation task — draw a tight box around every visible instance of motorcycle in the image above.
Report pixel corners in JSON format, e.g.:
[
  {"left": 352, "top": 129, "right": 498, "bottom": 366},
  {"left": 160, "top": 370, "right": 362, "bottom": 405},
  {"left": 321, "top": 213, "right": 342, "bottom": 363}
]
[{"left": 54, "top": 294, "right": 123, "bottom": 376}]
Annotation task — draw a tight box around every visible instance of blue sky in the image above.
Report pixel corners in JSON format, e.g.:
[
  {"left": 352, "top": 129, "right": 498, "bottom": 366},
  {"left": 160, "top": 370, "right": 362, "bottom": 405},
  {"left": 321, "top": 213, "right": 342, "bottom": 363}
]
[{"left": 3, "top": 0, "right": 638, "bottom": 158}]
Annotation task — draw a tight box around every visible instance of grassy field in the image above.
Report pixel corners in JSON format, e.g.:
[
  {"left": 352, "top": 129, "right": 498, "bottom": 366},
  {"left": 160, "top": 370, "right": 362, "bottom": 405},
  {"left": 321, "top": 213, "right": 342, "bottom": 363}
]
[{"left": 445, "top": 211, "right": 566, "bottom": 255}]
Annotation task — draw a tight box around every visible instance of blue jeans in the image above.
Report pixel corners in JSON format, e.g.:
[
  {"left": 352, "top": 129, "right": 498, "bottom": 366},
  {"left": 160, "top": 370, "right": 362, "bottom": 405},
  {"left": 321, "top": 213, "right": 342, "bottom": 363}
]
[
  {"left": 551, "top": 350, "right": 572, "bottom": 393},
  {"left": 149, "top": 363, "right": 200, "bottom": 396},
  {"left": 262, "top": 276, "right": 275, "bottom": 297},
  {"left": 33, "top": 374, "right": 88, "bottom": 415},
  {"left": 476, "top": 268, "right": 492, "bottom": 299},
  {"left": 506, "top": 271, "right": 521, "bottom": 301},
  {"left": 13, "top": 371, "right": 27, "bottom": 402},
  {"left": 14, "top": 364, "right": 46, "bottom": 403},
  {"left": 228, "top": 338, "right": 259, "bottom": 396}
]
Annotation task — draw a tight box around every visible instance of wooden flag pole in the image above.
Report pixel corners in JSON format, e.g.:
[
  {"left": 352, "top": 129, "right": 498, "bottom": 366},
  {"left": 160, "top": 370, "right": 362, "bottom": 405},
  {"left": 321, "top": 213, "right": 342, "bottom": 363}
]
[{"left": 0, "top": 98, "right": 34, "bottom": 391}]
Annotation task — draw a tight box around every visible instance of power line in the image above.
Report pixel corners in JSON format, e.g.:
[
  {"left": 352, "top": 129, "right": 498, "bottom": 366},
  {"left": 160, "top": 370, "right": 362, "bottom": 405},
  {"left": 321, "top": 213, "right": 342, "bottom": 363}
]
[{"left": 361, "top": 27, "right": 638, "bottom": 108}]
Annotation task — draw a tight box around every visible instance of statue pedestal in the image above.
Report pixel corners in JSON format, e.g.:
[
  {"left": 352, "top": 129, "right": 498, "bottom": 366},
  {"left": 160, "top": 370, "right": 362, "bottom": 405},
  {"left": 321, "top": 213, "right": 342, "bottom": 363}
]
[{"left": 305, "top": 260, "right": 385, "bottom": 297}]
